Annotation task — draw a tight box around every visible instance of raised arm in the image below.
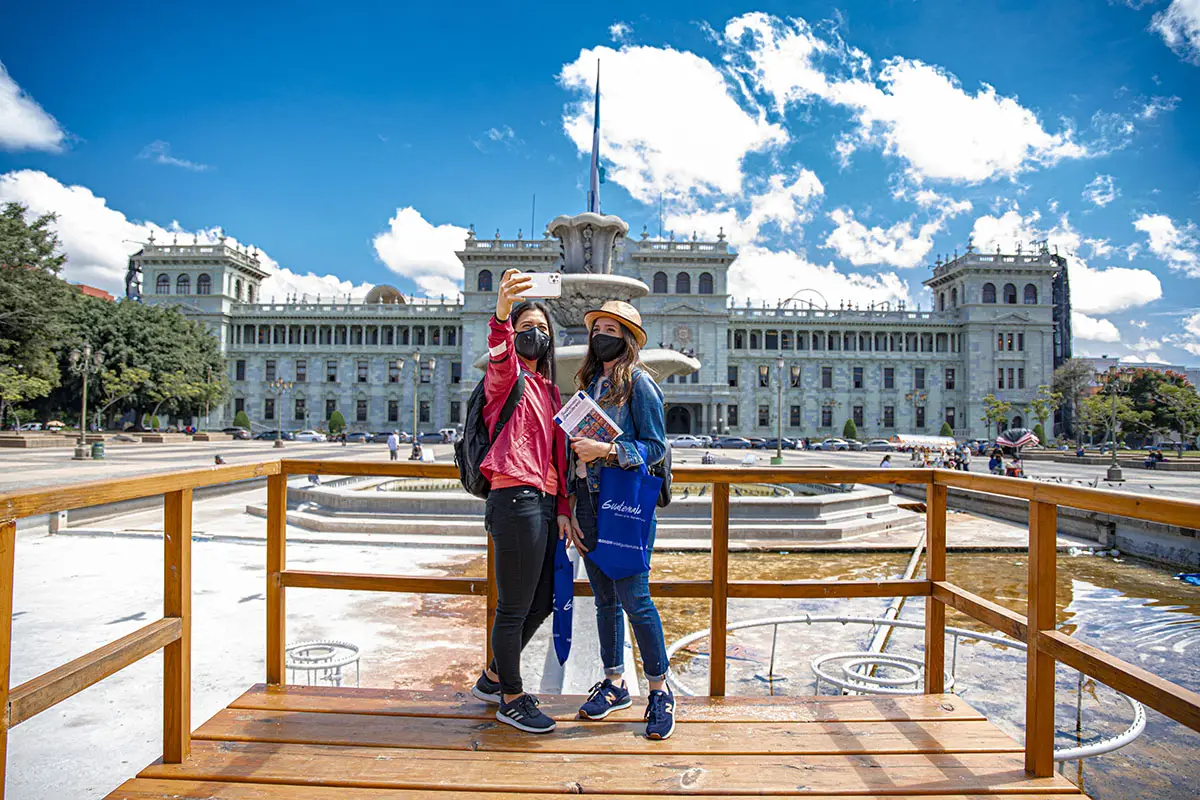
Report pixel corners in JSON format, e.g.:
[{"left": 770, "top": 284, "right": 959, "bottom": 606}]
[
  {"left": 616, "top": 372, "right": 667, "bottom": 469},
  {"left": 484, "top": 269, "right": 533, "bottom": 403}
]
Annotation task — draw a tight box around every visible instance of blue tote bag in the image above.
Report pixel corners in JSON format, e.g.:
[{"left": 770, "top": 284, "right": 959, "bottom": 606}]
[
  {"left": 552, "top": 536, "right": 574, "bottom": 665},
  {"left": 591, "top": 452, "right": 663, "bottom": 581}
]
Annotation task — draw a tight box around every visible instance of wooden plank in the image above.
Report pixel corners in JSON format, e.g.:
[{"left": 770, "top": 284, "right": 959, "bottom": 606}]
[
  {"left": 932, "top": 582, "right": 1029, "bottom": 642},
  {"left": 228, "top": 684, "right": 988, "bottom": 723},
  {"left": 108, "top": 779, "right": 1087, "bottom": 800},
  {"left": 673, "top": 466, "right": 933, "bottom": 486},
  {"left": 266, "top": 473, "right": 286, "bottom": 686},
  {"left": 1038, "top": 629, "right": 1200, "bottom": 733},
  {"left": 0, "top": 460, "right": 280, "bottom": 521},
  {"left": 728, "top": 579, "right": 929, "bottom": 599},
  {"left": 0, "top": 520, "right": 15, "bottom": 799},
  {"left": 924, "top": 483, "right": 947, "bottom": 694},
  {"left": 283, "top": 571, "right": 488, "bottom": 595},
  {"left": 162, "top": 489, "right": 192, "bottom": 763},
  {"left": 139, "top": 741, "right": 1082, "bottom": 795},
  {"left": 193, "top": 708, "right": 1022, "bottom": 756},
  {"left": 7, "top": 618, "right": 180, "bottom": 727},
  {"left": 709, "top": 482, "right": 729, "bottom": 697},
  {"left": 1025, "top": 500, "right": 1057, "bottom": 777},
  {"left": 281, "top": 459, "right": 459, "bottom": 478}
]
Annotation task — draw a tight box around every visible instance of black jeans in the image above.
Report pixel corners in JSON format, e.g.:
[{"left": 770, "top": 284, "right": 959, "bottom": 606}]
[{"left": 485, "top": 484, "right": 556, "bottom": 695}]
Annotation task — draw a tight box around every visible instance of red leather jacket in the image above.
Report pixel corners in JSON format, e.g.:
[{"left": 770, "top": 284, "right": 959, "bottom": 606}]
[{"left": 479, "top": 314, "right": 569, "bottom": 517}]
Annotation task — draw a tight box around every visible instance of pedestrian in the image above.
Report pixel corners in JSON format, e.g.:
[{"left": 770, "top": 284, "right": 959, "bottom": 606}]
[
  {"left": 387, "top": 430, "right": 399, "bottom": 461},
  {"left": 879, "top": 454, "right": 892, "bottom": 468}
]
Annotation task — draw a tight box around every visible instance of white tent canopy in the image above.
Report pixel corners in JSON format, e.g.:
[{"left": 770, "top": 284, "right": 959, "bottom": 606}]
[{"left": 888, "top": 434, "right": 957, "bottom": 449}]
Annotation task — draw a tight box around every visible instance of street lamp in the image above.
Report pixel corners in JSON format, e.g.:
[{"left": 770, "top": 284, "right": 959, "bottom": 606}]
[
  {"left": 410, "top": 351, "right": 436, "bottom": 453},
  {"left": 772, "top": 358, "right": 785, "bottom": 466},
  {"left": 267, "top": 379, "right": 293, "bottom": 448},
  {"left": 68, "top": 343, "right": 104, "bottom": 461},
  {"left": 905, "top": 390, "right": 928, "bottom": 431},
  {"left": 1097, "top": 362, "right": 1131, "bottom": 482}
]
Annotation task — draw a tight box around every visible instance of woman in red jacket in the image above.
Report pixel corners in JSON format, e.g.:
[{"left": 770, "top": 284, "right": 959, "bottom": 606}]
[{"left": 469, "top": 269, "right": 571, "bottom": 734}]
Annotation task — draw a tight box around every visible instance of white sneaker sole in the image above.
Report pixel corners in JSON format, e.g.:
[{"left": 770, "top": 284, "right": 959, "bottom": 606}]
[
  {"left": 578, "top": 697, "right": 633, "bottom": 720},
  {"left": 471, "top": 685, "right": 501, "bottom": 704},
  {"left": 496, "top": 710, "right": 557, "bottom": 734}
]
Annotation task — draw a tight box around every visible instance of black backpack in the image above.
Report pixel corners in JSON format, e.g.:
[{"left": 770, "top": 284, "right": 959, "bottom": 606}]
[{"left": 454, "top": 374, "right": 525, "bottom": 499}]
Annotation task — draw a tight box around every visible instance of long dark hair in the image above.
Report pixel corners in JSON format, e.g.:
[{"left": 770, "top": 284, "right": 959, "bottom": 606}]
[
  {"left": 576, "top": 321, "right": 644, "bottom": 409},
  {"left": 511, "top": 300, "right": 556, "bottom": 386}
]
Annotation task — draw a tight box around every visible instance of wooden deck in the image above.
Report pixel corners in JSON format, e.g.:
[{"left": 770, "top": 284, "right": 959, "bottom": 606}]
[{"left": 105, "top": 684, "right": 1090, "bottom": 799}]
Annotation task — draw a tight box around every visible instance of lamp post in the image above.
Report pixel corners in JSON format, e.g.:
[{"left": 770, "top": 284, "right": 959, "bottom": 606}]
[
  {"left": 267, "top": 379, "right": 293, "bottom": 448},
  {"left": 905, "top": 390, "right": 928, "bottom": 432},
  {"left": 772, "top": 358, "right": 785, "bottom": 465},
  {"left": 68, "top": 343, "right": 104, "bottom": 460},
  {"left": 410, "top": 351, "right": 436, "bottom": 452},
  {"left": 1098, "top": 362, "right": 1130, "bottom": 482}
]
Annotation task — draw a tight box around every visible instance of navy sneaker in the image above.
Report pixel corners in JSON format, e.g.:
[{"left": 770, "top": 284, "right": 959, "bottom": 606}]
[
  {"left": 471, "top": 670, "right": 501, "bottom": 704},
  {"left": 644, "top": 686, "right": 676, "bottom": 740},
  {"left": 497, "top": 692, "right": 556, "bottom": 734},
  {"left": 578, "top": 679, "right": 633, "bottom": 720}
]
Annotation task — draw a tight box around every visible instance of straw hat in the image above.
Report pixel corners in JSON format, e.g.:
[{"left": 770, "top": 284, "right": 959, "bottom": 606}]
[{"left": 583, "top": 300, "right": 647, "bottom": 348}]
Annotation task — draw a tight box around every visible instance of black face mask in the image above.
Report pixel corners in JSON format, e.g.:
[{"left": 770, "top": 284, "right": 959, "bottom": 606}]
[
  {"left": 514, "top": 327, "right": 551, "bottom": 362},
  {"left": 590, "top": 333, "right": 627, "bottom": 362}
]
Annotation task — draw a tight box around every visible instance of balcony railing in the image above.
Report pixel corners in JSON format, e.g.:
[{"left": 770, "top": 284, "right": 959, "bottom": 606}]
[{"left": 1, "top": 461, "right": 1198, "bottom": 796}]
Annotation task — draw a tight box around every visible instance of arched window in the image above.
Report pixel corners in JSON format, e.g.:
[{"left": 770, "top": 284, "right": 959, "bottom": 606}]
[
  {"left": 938, "top": 292, "right": 945, "bottom": 312},
  {"left": 176, "top": 274, "right": 190, "bottom": 295},
  {"left": 675, "top": 272, "right": 691, "bottom": 294},
  {"left": 653, "top": 272, "right": 668, "bottom": 293},
  {"left": 197, "top": 273, "right": 211, "bottom": 295},
  {"left": 156, "top": 274, "right": 170, "bottom": 294},
  {"left": 247, "top": 285, "right": 256, "bottom": 303},
  {"left": 1023, "top": 283, "right": 1038, "bottom": 304},
  {"left": 950, "top": 287, "right": 958, "bottom": 307},
  {"left": 235, "top": 279, "right": 243, "bottom": 301},
  {"left": 1003, "top": 283, "right": 1017, "bottom": 304},
  {"left": 698, "top": 272, "right": 714, "bottom": 294},
  {"left": 477, "top": 270, "right": 493, "bottom": 292},
  {"left": 982, "top": 283, "right": 996, "bottom": 304}
]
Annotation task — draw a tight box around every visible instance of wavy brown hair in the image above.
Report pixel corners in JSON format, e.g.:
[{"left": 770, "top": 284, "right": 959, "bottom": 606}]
[{"left": 576, "top": 322, "right": 647, "bottom": 409}]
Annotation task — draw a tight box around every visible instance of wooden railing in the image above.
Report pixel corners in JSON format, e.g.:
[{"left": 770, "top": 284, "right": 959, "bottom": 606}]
[{"left": 0, "top": 460, "right": 1198, "bottom": 798}]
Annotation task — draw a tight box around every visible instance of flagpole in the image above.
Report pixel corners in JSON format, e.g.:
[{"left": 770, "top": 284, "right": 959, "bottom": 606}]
[{"left": 588, "top": 59, "right": 601, "bottom": 214}]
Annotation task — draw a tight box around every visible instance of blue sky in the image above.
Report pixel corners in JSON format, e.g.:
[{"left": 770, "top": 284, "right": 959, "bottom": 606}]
[{"left": 1, "top": 0, "right": 1199, "bottom": 364}]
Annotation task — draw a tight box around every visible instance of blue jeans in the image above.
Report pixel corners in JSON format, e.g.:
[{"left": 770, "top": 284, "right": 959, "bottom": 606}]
[{"left": 574, "top": 481, "right": 670, "bottom": 682}]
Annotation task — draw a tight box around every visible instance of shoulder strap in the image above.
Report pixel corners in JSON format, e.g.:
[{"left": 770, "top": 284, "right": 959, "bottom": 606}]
[{"left": 493, "top": 372, "right": 526, "bottom": 439}]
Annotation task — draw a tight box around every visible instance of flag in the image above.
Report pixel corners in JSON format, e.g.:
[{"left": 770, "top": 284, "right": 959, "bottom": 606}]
[
  {"left": 588, "top": 60, "right": 601, "bottom": 213},
  {"left": 552, "top": 536, "right": 574, "bottom": 665}
]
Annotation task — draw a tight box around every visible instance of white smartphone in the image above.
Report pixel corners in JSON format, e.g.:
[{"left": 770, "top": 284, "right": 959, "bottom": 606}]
[{"left": 518, "top": 272, "right": 562, "bottom": 299}]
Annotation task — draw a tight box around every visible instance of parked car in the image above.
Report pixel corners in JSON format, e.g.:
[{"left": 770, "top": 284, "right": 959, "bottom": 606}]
[
  {"left": 815, "top": 438, "right": 850, "bottom": 451},
  {"left": 345, "top": 431, "right": 375, "bottom": 443},
  {"left": 846, "top": 440, "right": 866, "bottom": 451},
  {"left": 294, "top": 429, "right": 328, "bottom": 442},
  {"left": 864, "top": 439, "right": 895, "bottom": 451},
  {"left": 438, "top": 427, "right": 461, "bottom": 443},
  {"left": 418, "top": 431, "right": 443, "bottom": 443},
  {"left": 756, "top": 437, "right": 797, "bottom": 450},
  {"left": 18, "top": 422, "right": 43, "bottom": 431},
  {"left": 669, "top": 435, "right": 705, "bottom": 448},
  {"left": 746, "top": 437, "right": 766, "bottom": 448},
  {"left": 221, "top": 426, "right": 252, "bottom": 440},
  {"left": 253, "top": 430, "right": 295, "bottom": 441},
  {"left": 697, "top": 435, "right": 714, "bottom": 447},
  {"left": 714, "top": 436, "right": 753, "bottom": 449}
]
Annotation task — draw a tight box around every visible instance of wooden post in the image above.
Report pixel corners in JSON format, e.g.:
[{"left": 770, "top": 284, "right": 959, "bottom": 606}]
[
  {"left": 266, "top": 473, "right": 287, "bottom": 685},
  {"left": 924, "top": 482, "right": 947, "bottom": 693},
  {"left": 1025, "top": 500, "right": 1058, "bottom": 776},
  {"left": 162, "top": 489, "right": 192, "bottom": 763},
  {"left": 709, "top": 483, "right": 730, "bottom": 697},
  {"left": 0, "top": 520, "right": 16, "bottom": 797},
  {"left": 485, "top": 533, "right": 496, "bottom": 667}
]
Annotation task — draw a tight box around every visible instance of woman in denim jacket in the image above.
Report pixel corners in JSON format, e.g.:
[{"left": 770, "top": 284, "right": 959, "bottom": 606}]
[{"left": 565, "top": 300, "right": 675, "bottom": 740}]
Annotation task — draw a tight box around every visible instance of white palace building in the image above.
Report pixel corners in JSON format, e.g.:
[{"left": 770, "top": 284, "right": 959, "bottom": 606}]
[{"left": 130, "top": 223, "right": 1072, "bottom": 441}]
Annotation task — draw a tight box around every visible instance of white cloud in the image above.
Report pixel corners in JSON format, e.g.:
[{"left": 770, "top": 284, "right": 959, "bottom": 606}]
[
  {"left": 1121, "top": 352, "right": 1165, "bottom": 363},
  {"left": 559, "top": 45, "right": 787, "bottom": 203},
  {"left": 824, "top": 194, "right": 970, "bottom": 268},
  {"left": 1151, "top": 0, "right": 1200, "bottom": 65},
  {"left": 0, "top": 169, "right": 372, "bottom": 300},
  {"left": 1134, "top": 212, "right": 1200, "bottom": 276},
  {"left": 1086, "top": 238, "right": 1114, "bottom": 258},
  {"left": 137, "top": 140, "right": 210, "bottom": 171},
  {"left": 724, "top": 14, "right": 1087, "bottom": 183},
  {"left": 486, "top": 126, "right": 515, "bottom": 142},
  {"left": 1072, "top": 311, "right": 1121, "bottom": 342},
  {"left": 1139, "top": 95, "right": 1180, "bottom": 119},
  {"left": 1186, "top": 312, "right": 1200, "bottom": 337},
  {"left": 1082, "top": 174, "right": 1118, "bottom": 207},
  {"left": 609, "top": 21, "right": 632, "bottom": 42},
  {"left": 0, "top": 61, "right": 67, "bottom": 152},
  {"left": 744, "top": 168, "right": 824, "bottom": 234},
  {"left": 371, "top": 207, "right": 469, "bottom": 298},
  {"left": 1131, "top": 320, "right": 1149, "bottom": 329},
  {"left": 969, "top": 208, "right": 1163, "bottom": 314},
  {"left": 727, "top": 244, "right": 912, "bottom": 308}
]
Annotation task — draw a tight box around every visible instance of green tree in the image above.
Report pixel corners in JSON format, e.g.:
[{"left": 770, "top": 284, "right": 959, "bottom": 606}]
[
  {"left": 1157, "top": 383, "right": 1200, "bottom": 446},
  {"left": 329, "top": 409, "right": 346, "bottom": 435},
  {"left": 939, "top": 421, "right": 954, "bottom": 437},
  {"left": 1052, "top": 359, "right": 1097, "bottom": 444},
  {"left": 0, "top": 363, "right": 53, "bottom": 429},
  {"left": 1027, "top": 385, "right": 1062, "bottom": 438},
  {"left": 1033, "top": 422, "right": 1046, "bottom": 444},
  {"left": 1078, "top": 393, "right": 1149, "bottom": 445},
  {"left": 981, "top": 393, "right": 1012, "bottom": 439},
  {"left": 150, "top": 414, "right": 161, "bottom": 430},
  {"left": 0, "top": 202, "right": 67, "bottom": 274},
  {"left": 95, "top": 365, "right": 151, "bottom": 429},
  {"left": 233, "top": 410, "right": 251, "bottom": 429},
  {"left": 842, "top": 419, "right": 857, "bottom": 440}
]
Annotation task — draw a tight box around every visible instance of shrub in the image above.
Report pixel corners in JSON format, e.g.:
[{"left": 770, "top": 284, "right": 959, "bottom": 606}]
[
  {"left": 329, "top": 409, "right": 346, "bottom": 435},
  {"left": 842, "top": 419, "right": 857, "bottom": 440},
  {"left": 233, "top": 410, "right": 251, "bottom": 429},
  {"left": 150, "top": 415, "right": 161, "bottom": 430},
  {"left": 1033, "top": 423, "right": 1046, "bottom": 443},
  {"left": 939, "top": 421, "right": 953, "bottom": 437}
]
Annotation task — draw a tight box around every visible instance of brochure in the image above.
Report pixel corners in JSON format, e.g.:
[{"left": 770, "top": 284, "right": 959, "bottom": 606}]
[{"left": 554, "top": 391, "right": 623, "bottom": 443}]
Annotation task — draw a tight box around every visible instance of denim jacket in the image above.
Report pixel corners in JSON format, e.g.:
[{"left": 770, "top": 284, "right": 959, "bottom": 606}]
[{"left": 570, "top": 369, "right": 667, "bottom": 496}]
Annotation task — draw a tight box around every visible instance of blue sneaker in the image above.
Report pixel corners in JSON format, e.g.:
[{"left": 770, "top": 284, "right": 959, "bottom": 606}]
[
  {"left": 470, "top": 670, "right": 501, "bottom": 704},
  {"left": 578, "top": 679, "right": 632, "bottom": 720},
  {"left": 497, "top": 692, "right": 556, "bottom": 734},
  {"left": 644, "top": 686, "right": 676, "bottom": 740}
]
